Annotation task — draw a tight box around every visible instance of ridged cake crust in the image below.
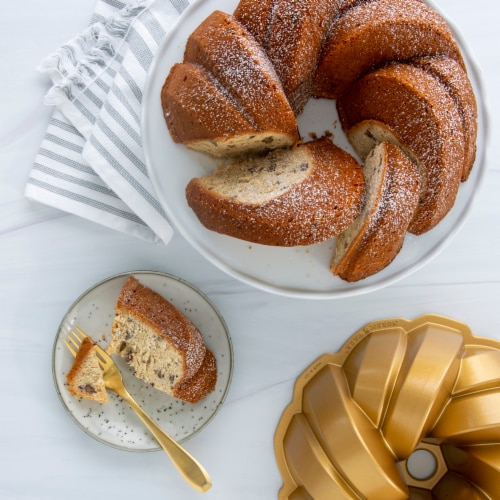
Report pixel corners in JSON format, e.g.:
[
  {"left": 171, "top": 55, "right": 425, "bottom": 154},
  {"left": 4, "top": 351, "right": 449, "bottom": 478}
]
[
  {"left": 235, "top": 0, "right": 342, "bottom": 114},
  {"left": 186, "top": 138, "right": 364, "bottom": 247},
  {"left": 337, "top": 62, "right": 465, "bottom": 235},
  {"left": 162, "top": 63, "right": 253, "bottom": 145},
  {"left": 412, "top": 55, "right": 478, "bottom": 181},
  {"left": 314, "top": 0, "right": 464, "bottom": 99},
  {"left": 233, "top": 0, "right": 274, "bottom": 47},
  {"left": 174, "top": 350, "right": 218, "bottom": 404},
  {"left": 331, "top": 142, "right": 422, "bottom": 282}
]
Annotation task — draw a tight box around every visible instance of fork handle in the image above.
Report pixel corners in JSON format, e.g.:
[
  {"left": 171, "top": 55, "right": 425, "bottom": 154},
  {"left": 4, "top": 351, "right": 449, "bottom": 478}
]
[{"left": 118, "top": 387, "right": 211, "bottom": 492}]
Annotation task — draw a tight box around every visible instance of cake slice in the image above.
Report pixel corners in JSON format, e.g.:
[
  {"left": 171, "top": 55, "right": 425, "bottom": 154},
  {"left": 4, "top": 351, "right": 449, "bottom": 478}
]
[
  {"left": 66, "top": 336, "right": 107, "bottom": 403},
  {"left": 185, "top": 137, "right": 364, "bottom": 247},
  {"left": 337, "top": 62, "right": 465, "bottom": 234},
  {"left": 108, "top": 276, "right": 216, "bottom": 404},
  {"left": 331, "top": 142, "right": 422, "bottom": 282}
]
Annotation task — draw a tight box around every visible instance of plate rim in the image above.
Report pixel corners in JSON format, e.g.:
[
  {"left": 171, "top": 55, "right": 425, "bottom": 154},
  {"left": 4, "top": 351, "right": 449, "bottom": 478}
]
[
  {"left": 142, "top": 0, "right": 490, "bottom": 300},
  {"left": 52, "top": 269, "right": 234, "bottom": 452}
]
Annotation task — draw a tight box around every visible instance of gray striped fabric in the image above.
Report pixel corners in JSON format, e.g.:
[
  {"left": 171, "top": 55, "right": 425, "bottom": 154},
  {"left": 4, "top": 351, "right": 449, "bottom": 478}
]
[{"left": 25, "top": 0, "right": 191, "bottom": 243}]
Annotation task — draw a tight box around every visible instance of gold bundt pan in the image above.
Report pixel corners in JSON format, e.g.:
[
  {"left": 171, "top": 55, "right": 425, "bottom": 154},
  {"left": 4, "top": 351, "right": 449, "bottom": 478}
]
[{"left": 274, "top": 314, "right": 500, "bottom": 499}]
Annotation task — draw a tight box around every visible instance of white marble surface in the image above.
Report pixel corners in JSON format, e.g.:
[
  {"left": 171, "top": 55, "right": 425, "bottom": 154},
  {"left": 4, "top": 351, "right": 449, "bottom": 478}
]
[{"left": 1, "top": 1, "right": 499, "bottom": 499}]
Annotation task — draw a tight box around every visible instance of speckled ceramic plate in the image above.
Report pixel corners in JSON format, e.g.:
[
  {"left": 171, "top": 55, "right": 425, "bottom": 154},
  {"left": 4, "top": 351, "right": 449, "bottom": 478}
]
[
  {"left": 52, "top": 271, "right": 233, "bottom": 452},
  {"left": 142, "top": 0, "right": 488, "bottom": 299}
]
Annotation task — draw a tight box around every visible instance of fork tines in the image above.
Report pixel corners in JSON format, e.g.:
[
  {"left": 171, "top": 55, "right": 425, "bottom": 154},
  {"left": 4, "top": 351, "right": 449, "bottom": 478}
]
[{"left": 63, "top": 327, "right": 89, "bottom": 358}]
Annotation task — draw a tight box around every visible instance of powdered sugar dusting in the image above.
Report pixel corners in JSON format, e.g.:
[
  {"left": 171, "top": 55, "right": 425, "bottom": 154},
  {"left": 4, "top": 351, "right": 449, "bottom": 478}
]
[
  {"left": 314, "top": 0, "right": 464, "bottom": 99},
  {"left": 332, "top": 142, "right": 422, "bottom": 281},
  {"left": 160, "top": 0, "right": 476, "bottom": 280},
  {"left": 412, "top": 55, "right": 478, "bottom": 181},
  {"left": 266, "top": 0, "right": 341, "bottom": 112},
  {"left": 184, "top": 10, "right": 296, "bottom": 132}
]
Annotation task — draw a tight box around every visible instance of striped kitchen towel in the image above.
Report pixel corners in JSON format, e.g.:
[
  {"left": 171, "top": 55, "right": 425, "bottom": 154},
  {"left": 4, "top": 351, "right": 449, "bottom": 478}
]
[{"left": 25, "top": 0, "right": 191, "bottom": 244}]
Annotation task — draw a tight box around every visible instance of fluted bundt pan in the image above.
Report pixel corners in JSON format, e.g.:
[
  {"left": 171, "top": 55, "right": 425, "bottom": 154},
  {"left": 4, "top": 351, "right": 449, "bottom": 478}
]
[{"left": 274, "top": 314, "right": 500, "bottom": 499}]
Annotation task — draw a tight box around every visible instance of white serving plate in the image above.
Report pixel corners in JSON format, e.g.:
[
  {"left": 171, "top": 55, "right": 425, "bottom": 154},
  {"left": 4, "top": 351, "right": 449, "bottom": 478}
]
[{"left": 142, "top": 0, "right": 488, "bottom": 299}]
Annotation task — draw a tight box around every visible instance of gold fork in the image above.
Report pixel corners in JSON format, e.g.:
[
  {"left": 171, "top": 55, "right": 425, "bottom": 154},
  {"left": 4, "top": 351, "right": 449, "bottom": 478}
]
[{"left": 64, "top": 326, "right": 211, "bottom": 493}]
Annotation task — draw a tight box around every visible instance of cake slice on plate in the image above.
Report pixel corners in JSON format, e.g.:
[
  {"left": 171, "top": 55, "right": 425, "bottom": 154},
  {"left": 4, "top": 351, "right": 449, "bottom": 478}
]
[{"left": 108, "top": 276, "right": 217, "bottom": 404}]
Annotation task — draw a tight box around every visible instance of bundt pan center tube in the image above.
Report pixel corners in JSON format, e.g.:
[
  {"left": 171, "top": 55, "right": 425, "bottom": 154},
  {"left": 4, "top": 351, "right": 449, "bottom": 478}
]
[{"left": 274, "top": 315, "right": 500, "bottom": 499}]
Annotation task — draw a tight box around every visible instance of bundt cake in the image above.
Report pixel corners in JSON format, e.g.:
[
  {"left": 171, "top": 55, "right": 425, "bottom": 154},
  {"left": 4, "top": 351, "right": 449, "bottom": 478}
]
[
  {"left": 161, "top": 10, "right": 298, "bottom": 158},
  {"left": 234, "top": 0, "right": 342, "bottom": 114},
  {"left": 185, "top": 137, "right": 364, "bottom": 246},
  {"left": 331, "top": 141, "right": 422, "bottom": 282},
  {"left": 275, "top": 315, "right": 500, "bottom": 499},
  {"left": 337, "top": 62, "right": 465, "bottom": 235},
  {"left": 108, "top": 276, "right": 216, "bottom": 404},
  {"left": 66, "top": 336, "right": 108, "bottom": 403},
  {"left": 159, "top": 0, "right": 478, "bottom": 280},
  {"left": 313, "top": 0, "right": 464, "bottom": 100}
]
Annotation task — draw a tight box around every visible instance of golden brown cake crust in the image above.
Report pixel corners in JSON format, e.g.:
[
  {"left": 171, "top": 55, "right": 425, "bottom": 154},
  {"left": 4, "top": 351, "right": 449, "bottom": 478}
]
[
  {"left": 161, "top": 63, "right": 253, "bottom": 145},
  {"left": 337, "top": 63, "right": 465, "bottom": 235},
  {"left": 116, "top": 276, "right": 206, "bottom": 382},
  {"left": 233, "top": 0, "right": 274, "bottom": 47},
  {"left": 338, "top": 0, "right": 424, "bottom": 16},
  {"left": 184, "top": 10, "right": 297, "bottom": 134},
  {"left": 412, "top": 55, "right": 478, "bottom": 182},
  {"left": 185, "top": 138, "right": 365, "bottom": 246},
  {"left": 314, "top": 0, "right": 465, "bottom": 99},
  {"left": 332, "top": 142, "right": 422, "bottom": 282},
  {"left": 235, "top": 0, "right": 343, "bottom": 114},
  {"left": 173, "top": 350, "right": 217, "bottom": 404}
]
